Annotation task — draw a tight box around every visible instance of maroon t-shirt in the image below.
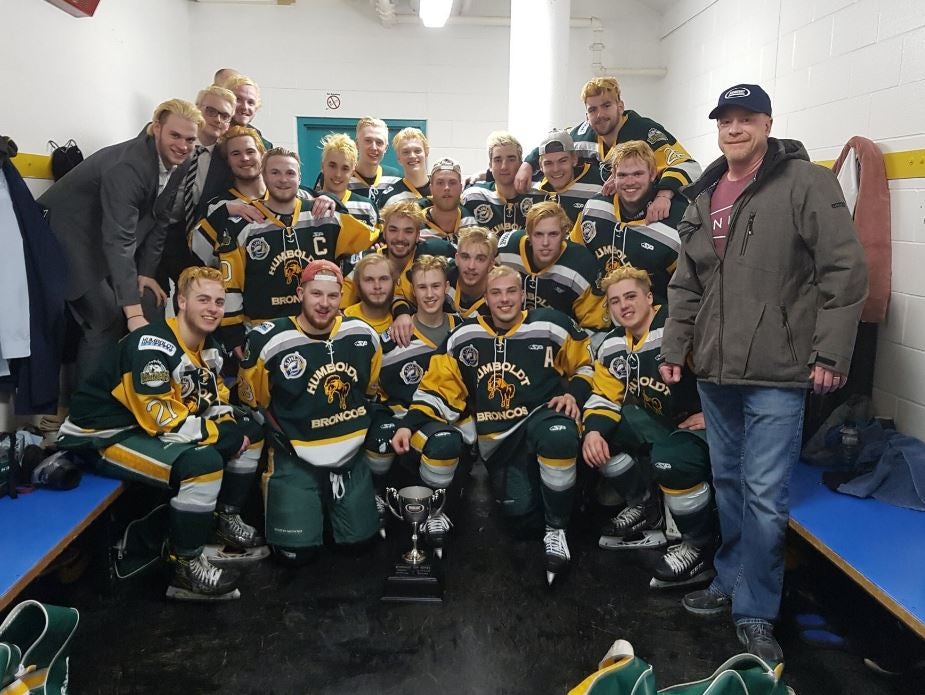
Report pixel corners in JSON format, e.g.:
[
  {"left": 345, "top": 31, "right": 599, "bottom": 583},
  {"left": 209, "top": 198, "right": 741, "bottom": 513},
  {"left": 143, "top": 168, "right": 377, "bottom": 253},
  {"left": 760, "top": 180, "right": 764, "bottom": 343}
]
[{"left": 709, "top": 174, "right": 751, "bottom": 257}]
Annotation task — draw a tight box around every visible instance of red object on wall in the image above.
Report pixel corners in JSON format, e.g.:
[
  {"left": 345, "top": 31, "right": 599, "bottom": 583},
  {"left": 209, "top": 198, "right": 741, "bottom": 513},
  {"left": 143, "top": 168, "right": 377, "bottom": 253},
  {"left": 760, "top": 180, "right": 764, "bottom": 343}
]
[{"left": 44, "top": 0, "right": 101, "bottom": 17}]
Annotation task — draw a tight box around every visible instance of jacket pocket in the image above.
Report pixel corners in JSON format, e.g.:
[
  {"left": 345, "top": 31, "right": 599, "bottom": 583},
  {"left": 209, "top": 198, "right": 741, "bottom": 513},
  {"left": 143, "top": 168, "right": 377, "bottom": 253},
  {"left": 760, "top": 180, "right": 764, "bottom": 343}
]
[
  {"left": 780, "top": 305, "right": 798, "bottom": 362},
  {"left": 740, "top": 303, "right": 805, "bottom": 382},
  {"left": 739, "top": 212, "right": 756, "bottom": 256}
]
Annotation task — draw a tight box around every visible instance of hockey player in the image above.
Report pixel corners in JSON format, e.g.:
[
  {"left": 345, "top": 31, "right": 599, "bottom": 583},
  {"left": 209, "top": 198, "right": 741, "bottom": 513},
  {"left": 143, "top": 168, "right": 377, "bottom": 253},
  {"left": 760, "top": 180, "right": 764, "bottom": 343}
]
[
  {"left": 216, "top": 148, "right": 378, "bottom": 352},
  {"left": 516, "top": 77, "right": 699, "bottom": 224},
  {"left": 343, "top": 254, "right": 395, "bottom": 334},
  {"left": 316, "top": 132, "right": 378, "bottom": 228},
  {"left": 189, "top": 126, "right": 268, "bottom": 268},
  {"left": 57, "top": 266, "right": 266, "bottom": 601},
  {"left": 350, "top": 117, "right": 401, "bottom": 198},
  {"left": 571, "top": 141, "right": 685, "bottom": 302},
  {"left": 462, "top": 131, "right": 534, "bottom": 235},
  {"left": 418, "top": 158, "right": 477, "bottom": 243},
  {"left": 362, "top": 255, "right": 469, "bottom": 554},
  {"left": 372, "top": 127, "right": 431, "bottom": 208},
  {"left": 497, "top": 201, "right": 608, "bottom": 331},
  {"left": 237, "top": 260, "right": 382, "bottom": 564},
  {"left": 393, "top": 265, "right": 594, "bottom": 585},
  {"left": 447, "top": 226, "right": 498, "bottom": 319},
  {"left": 527, "top": 131, "right": 606, "bottom": 224},
  {"left": 582, "top": 266, "right": 715, "bottom": 588}
]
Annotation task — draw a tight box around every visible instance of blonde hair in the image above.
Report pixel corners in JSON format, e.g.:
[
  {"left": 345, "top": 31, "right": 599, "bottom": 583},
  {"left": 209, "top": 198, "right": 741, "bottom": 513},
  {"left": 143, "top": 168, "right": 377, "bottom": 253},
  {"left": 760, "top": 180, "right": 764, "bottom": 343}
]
[
  {"left": 486, "top": 131, "right": 523, "bottom": 161},
  {"left": 262, "top": 147, "right": 300, "bottom": 173},
  {"left": 221, "top": 74, "right": 262, "bottom": 108},
  {"left": 354, "top": 253, "right": 391, "bottom": 278},
  {"left": 608, "top": 140, "right": 656, "bottom": 173},
  {"left": 410, "top": 254, "right": 449, "bottom": 282},
  {"left": 392, "top": 127, "right": 430, "bottom": 156},
  {"left": 147, "top": 99, "right": 203, "bottom": 136},
  {"left": 581, "top": 76, "right": 622, "bottom": 103},
  {"left": 381, "top": 199, "right": 426, "bottom": 228},
  {"left": 600, "top": 265, "right": 651, "bottom": 293},
  {"left": 219, "top": 126, "right": 266, "bottom": 156},
  {"left": 195, "top": 85, "right": 236, "bottom": 111},
  {"left": 525, "top": 201, "right": 571, "bottom": 236},
  {"left": 321, "top": 133, "right": 359, "bottom": 167},
  {"left": 456, "top": 226, "right": 498, "bottom": 257},
  {"left": 487, "top": 265, "right": 521, "bottom": 284},
  {"left": 356, "top": 117, "right": 388, "bottom": 137},
  {"left": 177, "top": 266, "right": 225, "bottom": 296}
]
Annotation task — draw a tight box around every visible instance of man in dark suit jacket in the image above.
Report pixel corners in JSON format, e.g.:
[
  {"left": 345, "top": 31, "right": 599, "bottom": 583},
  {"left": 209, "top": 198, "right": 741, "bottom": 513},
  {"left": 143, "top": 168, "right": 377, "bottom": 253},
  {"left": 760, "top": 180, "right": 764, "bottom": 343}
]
[
  {"left": 38, "top": 98, "right": 202, "bottom": 383},
  {"left": 156, "top": 85, "right": 237, "bottom": 296}
]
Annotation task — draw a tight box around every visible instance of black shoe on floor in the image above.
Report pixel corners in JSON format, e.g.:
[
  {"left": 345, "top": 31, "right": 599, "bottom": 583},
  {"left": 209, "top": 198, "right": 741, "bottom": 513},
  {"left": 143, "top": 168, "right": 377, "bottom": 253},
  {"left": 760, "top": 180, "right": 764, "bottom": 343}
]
[
  {"left": 737, "top": 621, "right": 784, "bottom": 664},
  {"left": 681, "top": 585, "right": 730, "bottom": 616}
]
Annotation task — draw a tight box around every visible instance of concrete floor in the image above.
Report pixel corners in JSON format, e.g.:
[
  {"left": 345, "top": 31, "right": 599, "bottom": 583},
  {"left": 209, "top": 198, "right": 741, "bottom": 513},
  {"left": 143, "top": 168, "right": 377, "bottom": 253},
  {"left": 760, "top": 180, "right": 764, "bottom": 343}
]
[{"left": 21, "top": 463, "right": 918, "bottom": 694}]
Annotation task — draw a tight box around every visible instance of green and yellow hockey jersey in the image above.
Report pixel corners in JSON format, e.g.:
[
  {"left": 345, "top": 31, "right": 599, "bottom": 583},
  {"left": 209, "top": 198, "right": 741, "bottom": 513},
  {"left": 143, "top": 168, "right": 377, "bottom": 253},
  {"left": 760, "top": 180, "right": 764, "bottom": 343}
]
[
  {"left": 237, "top": 315, "right": 382, "bottom": 468},
  {"left": 525, "top": 110, "right": 701, "bottom": 194},
  {"left": 190, "top": 187, "right": 270, "bottom": 267},
  {"left": 496, "top": 229, "right": 608, "bottom": 330},
  {"left": 377, "top": 314, "right": 460, "bottom": 412},
  {"left": 461, "top": 182, "right": 533, "bottom": 235},
  {"left": 526, "top": 163, "right": 605, "bottom": 224},
  {"left": 403, "top": 309, "right": 593, "bottom": 458},
  {"left": 216, "top": 196, "right": 377, "bottom": 325},
  {"left": 371, "top": 177, "right": 431, "bottom": 209},
  {"left": 570, "top": 191, "right": 685, "bottom": 301},
  {"left": 583, "top": 305, "right": 701, "bottom": 438},
  {"left": 349, "top": 164, "right": 401, "bottom": 199},
  {"left": 417, "top": 200, "right": 477, "bottom": 244},
  {"left": 59, "top": 318, "right": 233, "bottom": 448},
  {"left": 445, "top": 262, "right": 491, "bottom": 319}
]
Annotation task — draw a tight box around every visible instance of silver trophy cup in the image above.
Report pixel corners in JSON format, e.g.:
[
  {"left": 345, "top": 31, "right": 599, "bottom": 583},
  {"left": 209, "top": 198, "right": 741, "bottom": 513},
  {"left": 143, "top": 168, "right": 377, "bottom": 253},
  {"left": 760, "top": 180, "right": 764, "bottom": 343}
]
[{"left": 385, "top": 485, "right": 446, "bottom": 565}]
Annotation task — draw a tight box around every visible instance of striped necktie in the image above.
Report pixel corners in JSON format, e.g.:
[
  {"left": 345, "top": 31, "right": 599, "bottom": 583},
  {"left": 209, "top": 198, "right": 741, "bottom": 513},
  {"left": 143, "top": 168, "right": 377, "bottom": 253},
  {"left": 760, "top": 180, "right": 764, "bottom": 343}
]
[{"left": 183, "top": 145, "right": 206, "bottom": 230}]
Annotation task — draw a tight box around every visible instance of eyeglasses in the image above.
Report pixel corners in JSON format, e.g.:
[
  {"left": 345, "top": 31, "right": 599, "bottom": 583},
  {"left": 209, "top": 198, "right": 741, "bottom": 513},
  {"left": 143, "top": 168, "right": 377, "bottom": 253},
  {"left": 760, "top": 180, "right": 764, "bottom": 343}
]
[{"left": 203, "top": 106, "right": 233, "bottom": 123}]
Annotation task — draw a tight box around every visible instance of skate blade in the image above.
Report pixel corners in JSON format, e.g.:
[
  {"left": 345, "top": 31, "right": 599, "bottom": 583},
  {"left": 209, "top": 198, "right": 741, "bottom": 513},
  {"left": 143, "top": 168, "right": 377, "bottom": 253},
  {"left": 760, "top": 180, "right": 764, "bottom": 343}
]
[
  {"left": 203, "top": 544, "right": 270, "bottom": 567},
  {"left": 546, "top": 570, "right": 556, "bottom": 586},
  {"left": 648, "top": 567, "right": 715, "bottom": 590},
  {"left": 434, "top": 547, "right": 443, "bottom": 559},
  {"left": 599, "top": 529, "right": 667, "bottom": 550},
  {"left": 379, "top": 528, "right": 387, "bottom": 539},
  {"left": 165, "top": 586, "right": 241, "bottom": 602}
]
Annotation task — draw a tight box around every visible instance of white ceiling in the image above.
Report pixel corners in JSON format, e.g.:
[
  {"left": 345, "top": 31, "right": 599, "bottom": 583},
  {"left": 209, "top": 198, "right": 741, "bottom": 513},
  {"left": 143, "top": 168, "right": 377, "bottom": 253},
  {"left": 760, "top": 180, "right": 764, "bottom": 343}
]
[{"left": 393, "top": 0, "right": 680, "bottom": 19}]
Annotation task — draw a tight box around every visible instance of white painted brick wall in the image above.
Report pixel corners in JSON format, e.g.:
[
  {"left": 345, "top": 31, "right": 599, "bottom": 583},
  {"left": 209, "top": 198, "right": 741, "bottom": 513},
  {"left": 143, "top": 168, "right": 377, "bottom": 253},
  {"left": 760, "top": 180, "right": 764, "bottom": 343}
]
[{"left": 659, "top": 0, "right": 925, "bottom": 438}]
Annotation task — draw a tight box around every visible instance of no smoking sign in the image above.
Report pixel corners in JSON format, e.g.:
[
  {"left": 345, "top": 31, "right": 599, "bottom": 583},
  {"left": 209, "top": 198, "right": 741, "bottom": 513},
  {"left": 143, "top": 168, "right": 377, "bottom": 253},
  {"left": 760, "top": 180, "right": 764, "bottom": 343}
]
[{"left": 325, "top": 93, "right": 342, "bottom": 110}]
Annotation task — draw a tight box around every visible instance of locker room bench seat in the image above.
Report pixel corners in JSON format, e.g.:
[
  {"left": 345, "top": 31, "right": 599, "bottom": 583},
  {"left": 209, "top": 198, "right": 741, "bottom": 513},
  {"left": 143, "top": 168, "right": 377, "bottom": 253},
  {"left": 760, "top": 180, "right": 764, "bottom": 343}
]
[
  {"left": 788, "top": 461, "right": 925, "bottom": 638},
  {"left": 0, "top": 472, "right": 123, "bottom": 612}
]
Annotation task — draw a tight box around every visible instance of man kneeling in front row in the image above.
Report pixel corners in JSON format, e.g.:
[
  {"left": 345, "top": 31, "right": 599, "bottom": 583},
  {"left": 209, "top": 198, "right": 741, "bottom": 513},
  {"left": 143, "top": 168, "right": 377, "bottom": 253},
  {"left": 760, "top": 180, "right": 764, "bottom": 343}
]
[
  {"left": 582, "top": 267, "right": 715, "bottom": 588},
  {"left": 58, "top": 267, "right": 266, "bottom": 601},
  {"left": 394, "top": 265, "right": 594, "bottom": 584}
]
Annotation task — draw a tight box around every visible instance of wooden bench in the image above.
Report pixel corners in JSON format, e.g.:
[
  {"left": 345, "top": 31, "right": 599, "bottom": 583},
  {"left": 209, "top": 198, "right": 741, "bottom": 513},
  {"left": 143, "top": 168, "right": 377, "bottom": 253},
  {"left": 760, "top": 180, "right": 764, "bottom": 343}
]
[
  {"left": 789, "top": 461, "right": 925, "bottom": 638},
  {"left": 0, "top": 472, "right": 123, "bottom": 612}
]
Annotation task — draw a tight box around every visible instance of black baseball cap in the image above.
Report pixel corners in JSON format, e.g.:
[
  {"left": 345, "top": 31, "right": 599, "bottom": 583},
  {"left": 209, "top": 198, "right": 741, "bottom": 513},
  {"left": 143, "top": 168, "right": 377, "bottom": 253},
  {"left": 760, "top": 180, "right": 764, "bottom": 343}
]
[{"left": 708, "top": 84, "right": 772, "bottom": 119}]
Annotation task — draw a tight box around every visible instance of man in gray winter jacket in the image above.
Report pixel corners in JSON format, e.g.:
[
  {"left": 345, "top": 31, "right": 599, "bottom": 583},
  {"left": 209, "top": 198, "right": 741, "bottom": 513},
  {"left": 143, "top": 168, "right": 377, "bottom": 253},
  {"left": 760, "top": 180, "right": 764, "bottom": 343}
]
[{"left": 659, "top": 84, "right": 868, "bottom": 663}]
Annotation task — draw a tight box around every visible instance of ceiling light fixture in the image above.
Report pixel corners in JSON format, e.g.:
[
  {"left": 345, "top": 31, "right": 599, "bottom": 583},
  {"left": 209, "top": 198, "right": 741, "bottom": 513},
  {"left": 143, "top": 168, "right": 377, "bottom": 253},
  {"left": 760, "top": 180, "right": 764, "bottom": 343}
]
[{"left": 419, "top": 0, "right": 452, "bottom": 27}]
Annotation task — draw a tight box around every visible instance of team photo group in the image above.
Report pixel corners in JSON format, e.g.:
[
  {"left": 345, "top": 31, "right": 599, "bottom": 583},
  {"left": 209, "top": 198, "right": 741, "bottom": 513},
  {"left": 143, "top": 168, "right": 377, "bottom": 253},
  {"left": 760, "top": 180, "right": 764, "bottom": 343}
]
[{"left": 42, "top": 69, "right": 869, "bottom": 667}]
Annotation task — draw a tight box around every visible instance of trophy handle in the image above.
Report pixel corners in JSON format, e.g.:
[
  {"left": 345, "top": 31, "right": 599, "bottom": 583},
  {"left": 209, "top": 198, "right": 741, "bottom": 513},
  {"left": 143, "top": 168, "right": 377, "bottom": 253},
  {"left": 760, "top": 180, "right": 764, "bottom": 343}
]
[
  {"left": 384, "top": 487, "right": 404, "bottom": 521},
  {"left": 431, "top": 488, "right": 447, "bottom": 517}
]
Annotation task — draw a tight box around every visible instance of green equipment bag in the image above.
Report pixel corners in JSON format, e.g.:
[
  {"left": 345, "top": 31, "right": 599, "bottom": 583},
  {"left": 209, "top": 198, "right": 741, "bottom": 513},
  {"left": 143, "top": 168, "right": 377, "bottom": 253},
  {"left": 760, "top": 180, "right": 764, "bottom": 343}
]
[
  {"left": 569, "top": 640, "right": 793, "bottom": 695},
  {"left": 0, "top": 642, "right": 28, "bottom": 695},
  {"left": 0, "top": 601, "right": 79, "bottom": 695}
]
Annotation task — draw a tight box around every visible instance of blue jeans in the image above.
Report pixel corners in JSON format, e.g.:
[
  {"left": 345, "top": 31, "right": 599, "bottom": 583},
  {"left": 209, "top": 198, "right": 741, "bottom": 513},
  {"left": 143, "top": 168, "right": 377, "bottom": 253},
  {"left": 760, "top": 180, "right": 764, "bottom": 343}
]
[{"left": 697, "top": 382, "right": 806, "bottom": 625}]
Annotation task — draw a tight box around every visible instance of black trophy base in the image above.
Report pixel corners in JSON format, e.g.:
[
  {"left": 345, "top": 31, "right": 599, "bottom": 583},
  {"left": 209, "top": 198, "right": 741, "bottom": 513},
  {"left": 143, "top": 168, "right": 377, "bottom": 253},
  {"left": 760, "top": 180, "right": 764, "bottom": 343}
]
[{"left": 382, "top": 561, "right": 444, "bottom": 604}]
